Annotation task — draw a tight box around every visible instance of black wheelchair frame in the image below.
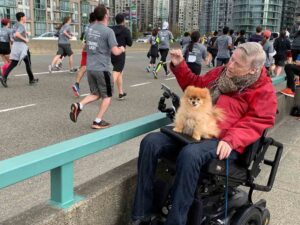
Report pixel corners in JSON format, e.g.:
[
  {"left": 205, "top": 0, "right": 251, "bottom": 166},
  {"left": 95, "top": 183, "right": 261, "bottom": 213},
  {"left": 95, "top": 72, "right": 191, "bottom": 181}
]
[{"left": 152, "top": 84, "right": 283, "bottom": 225}]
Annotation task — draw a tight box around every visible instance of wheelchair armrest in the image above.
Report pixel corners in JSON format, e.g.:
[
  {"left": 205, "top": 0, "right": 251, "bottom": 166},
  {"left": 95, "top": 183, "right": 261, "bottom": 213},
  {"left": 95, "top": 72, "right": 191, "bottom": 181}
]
[
  {"left": 250, "top": 137, "right": 283, "bottom": 192},
  {"left": 160, "top": 126, "right": 200, "bottom": 145}
]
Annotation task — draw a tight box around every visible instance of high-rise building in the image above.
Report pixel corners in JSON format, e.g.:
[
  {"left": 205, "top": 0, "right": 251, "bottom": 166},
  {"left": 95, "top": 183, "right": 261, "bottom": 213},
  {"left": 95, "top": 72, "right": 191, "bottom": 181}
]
[
  {"left": 178, "top": 0, "right": 202, "bottom": 33},
  {"left": 281, "top": 0, "right": 297, "bottom": 31},
  {"left": 0, "top": 0, "right": 98, "bottom": 37},
  {"left": 153, "top": 0, "right": 169, "bottom": 29},
  {"left": 232, "top": 0, "right": 283, "bottom": 34},
  {"left": 200, "top": 0, "right": 233, "bottom": 35},
  {"left": 169, "top": 0, "right": 179, "bottom": 32},
  {"left": 137, "top": 0, "right": 154, "bottom": 31}
]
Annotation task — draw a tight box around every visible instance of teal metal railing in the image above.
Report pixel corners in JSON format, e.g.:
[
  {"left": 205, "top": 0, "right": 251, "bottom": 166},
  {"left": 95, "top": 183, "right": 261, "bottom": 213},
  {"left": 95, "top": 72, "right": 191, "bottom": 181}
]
[
  {"left": 0, "top": 76, "right": 286, "bottom": 209},
  {"left": 0, "top": 113, "right": 171, "bottom": 208}
]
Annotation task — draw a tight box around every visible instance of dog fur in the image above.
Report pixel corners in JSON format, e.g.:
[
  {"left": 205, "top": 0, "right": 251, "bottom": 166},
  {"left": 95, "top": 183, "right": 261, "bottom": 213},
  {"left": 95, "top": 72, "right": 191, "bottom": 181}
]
[{"left": 173, "top": 86, "right": 224, "bottom": 141}]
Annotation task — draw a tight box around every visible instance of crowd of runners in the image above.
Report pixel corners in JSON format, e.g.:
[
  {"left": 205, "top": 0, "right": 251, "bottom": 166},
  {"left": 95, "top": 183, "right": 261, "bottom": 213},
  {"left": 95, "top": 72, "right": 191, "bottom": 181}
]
[{"left": 1, "top": 5, "right": 300, "bottom": 128}]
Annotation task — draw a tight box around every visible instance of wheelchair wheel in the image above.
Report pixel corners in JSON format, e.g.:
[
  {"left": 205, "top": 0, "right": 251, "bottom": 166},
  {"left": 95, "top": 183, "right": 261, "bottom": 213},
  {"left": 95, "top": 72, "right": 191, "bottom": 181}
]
[
  {"left": 262, "top": 208, "right": 270, "bottom": 225},
  {"left": 231, "top": 207, "right": 262, "bottom": 225}
]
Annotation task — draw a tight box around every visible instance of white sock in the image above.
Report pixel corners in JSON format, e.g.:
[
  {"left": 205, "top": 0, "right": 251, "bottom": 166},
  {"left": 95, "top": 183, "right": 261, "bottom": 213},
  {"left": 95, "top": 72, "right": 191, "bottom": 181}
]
[
  {"left": 94, "top": 118, "right": 101, "bottom": 123},
  {"left": 79, "top": 103, "right": 84, "bottom": 110}
]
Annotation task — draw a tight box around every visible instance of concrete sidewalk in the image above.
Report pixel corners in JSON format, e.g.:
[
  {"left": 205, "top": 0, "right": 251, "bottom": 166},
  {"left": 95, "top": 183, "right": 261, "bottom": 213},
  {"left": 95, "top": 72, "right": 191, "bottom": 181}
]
[{"left": 252, "top": 115, "right": 300, "bottom": 225}]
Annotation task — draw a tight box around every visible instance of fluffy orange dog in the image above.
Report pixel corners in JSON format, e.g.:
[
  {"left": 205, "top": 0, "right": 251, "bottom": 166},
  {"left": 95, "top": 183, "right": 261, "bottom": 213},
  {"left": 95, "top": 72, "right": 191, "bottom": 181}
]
[{"left": 173, "top": 86, "right": 224, "bottom": 141}]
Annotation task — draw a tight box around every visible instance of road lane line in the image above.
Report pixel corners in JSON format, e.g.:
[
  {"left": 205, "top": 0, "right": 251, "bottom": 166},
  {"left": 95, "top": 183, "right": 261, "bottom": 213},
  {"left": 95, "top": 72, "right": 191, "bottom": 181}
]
[
  {"left": 80, "top": 93, "right": 90, "bottom": 97},
  {"left": 130, "top": 82, "right": 152, "bottom": 87},
  {"left": 0, "top": 104, "right": 36, "bottom": 113},
  {"left": 165, "top": 77, "right": 176, "bottom": 81},
  {"left": 14, "top": 70, "right": 69, "bottom": 77}
]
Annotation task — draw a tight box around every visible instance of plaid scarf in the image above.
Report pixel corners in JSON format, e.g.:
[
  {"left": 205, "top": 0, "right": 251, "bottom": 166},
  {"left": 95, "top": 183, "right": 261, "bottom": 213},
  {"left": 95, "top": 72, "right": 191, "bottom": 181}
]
[{"left": 210, "top": 68, "right": 261, "bottom": 104}]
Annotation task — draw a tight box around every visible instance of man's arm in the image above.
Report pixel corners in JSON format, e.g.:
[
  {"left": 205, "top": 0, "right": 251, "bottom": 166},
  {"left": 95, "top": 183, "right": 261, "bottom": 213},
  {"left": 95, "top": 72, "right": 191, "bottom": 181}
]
[
  {"left": 126, "top": 28, "right": 133, "bottom": 47},
  {"left": 15, "top": 32, "right": 28, "bottom": 43},
  {"left": 169, "top": 49, "right": 222, "bottom": 91},
  {"left": 221, "top": 86, "right": 277, "bottom": 152}
]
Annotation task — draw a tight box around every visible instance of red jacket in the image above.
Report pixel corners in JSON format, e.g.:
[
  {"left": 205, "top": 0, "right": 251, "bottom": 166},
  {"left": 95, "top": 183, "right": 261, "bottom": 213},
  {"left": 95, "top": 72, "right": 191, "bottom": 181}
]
[{"left": 170, "top": 61, "right": 277, "bottom": 154}]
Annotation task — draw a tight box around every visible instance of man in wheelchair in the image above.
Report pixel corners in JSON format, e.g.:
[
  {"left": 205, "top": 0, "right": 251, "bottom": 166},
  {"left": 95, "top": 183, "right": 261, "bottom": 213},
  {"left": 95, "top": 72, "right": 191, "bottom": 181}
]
[{"left": 129, "top": 43, "right": 281, "bottom": 225}]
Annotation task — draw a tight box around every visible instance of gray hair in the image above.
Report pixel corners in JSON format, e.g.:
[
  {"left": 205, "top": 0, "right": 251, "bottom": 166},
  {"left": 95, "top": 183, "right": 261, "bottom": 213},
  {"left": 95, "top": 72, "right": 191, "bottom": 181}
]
[{"left": 236, "top": 42, "right": 266, "bottom": 70}]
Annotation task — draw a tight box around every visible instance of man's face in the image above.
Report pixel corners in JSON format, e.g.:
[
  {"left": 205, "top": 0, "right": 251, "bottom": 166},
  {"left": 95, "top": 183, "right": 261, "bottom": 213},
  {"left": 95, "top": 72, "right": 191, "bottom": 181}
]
[
  {"left": 21, "top": 16, "right": 26, "bottom": 23},
  {"left": 226, "top": 49, "right": 256, "bottom": 78}
]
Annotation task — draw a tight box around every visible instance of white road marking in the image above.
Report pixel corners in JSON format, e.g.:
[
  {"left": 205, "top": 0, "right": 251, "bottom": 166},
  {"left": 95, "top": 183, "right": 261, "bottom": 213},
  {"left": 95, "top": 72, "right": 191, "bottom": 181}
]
[
  {"left": 14, "top": 70, "right": 69, "bottom": 77},
  {"left": 0, "top": 104, "right": 36, "bottom": 113},
  {"left": 130, "top": 82, "right": 152, "bottom": 87},
  {"left": 164, "top": 77, "right": 176, "bottom": 81},
  {"left": 80, "top": 93, "right": 90, "bottom": 97}
]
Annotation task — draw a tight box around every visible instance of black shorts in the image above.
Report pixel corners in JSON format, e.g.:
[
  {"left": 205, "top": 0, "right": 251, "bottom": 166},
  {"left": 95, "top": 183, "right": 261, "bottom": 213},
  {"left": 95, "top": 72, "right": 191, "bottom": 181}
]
[
  {"left": 0, "top": 42, "right": 11, "bottom": 55},
  {"left": 87, "top": 70, "right": 114, "bottom": 98},
  {"left": 57, "top": 44, "right": 73, "bottom": 57},
  {"left": 111, "top": 53, "right": 126, "bottom": 72}
]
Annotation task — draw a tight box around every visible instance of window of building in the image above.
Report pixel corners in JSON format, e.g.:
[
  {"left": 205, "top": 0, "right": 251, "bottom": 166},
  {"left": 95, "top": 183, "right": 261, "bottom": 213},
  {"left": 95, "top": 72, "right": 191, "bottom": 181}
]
[{"left": 35, "top": 22, "right": 46, "bottom": 36}]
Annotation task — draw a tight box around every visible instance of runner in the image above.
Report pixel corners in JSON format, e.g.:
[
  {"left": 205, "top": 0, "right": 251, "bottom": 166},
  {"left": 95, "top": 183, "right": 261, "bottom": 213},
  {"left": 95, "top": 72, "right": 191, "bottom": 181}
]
[
  {"left": 0, "top": 18, "right": 12, "bottom": 64},
  {"left": 110, "top": 13, "right": 132, "bottom": 100},
  {"left": 145, "top": 28, "right": 159, "bottom": 73},
  {"left": 152, "top": 21, "right": 174, "bottom": 78},
  {"left": 69, "top": 5, "right": 125, "bottom": 129},
  {"left": 49, "top": 16, "right": 77, "bottom": 73},
  {"left": 182, "top": 31, "right": 207, "bottom": 75},
  {"left": 72, "top": 12, "right": 96, "bottom": 97},
  {"left": 0, "top": 12, "right": 38, "bottom": 88}
]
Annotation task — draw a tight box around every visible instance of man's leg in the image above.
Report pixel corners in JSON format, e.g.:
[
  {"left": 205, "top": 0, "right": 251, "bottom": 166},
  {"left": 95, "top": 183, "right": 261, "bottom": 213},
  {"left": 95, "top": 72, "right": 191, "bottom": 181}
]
[
  {"left": 69, "top": 54, "right": 74, "bottom": 70},
  {"left": 132, "top": 132, "right": 182, "bottom": 222},
  {"left": 165, "top": 139, "right": 221, "bottom": 225},
  {"left": 23, "top": 55, "right": 35, "bottom": 82},
  {"left": 113, "top": 71, "right": 125, "bottom": 97},
  {"left": 95, "top": 97, "right": 111, "bottom": 119}
]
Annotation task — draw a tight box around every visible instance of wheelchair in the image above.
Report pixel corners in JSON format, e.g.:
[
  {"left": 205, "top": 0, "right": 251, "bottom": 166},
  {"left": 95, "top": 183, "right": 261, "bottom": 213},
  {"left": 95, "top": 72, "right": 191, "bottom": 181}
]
[{"left": 151, "top": 84, "right": 284, "bottom": 225}]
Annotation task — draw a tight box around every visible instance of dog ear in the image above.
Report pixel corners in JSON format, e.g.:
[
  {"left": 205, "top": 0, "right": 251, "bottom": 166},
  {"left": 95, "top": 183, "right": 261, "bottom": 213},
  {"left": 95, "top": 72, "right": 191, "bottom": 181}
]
[
  {"left": 202, "top": 88, "right": 210, "bottom": 95},
  {"left": 184, "top": 86, "right": 192, "bottom": 94}
]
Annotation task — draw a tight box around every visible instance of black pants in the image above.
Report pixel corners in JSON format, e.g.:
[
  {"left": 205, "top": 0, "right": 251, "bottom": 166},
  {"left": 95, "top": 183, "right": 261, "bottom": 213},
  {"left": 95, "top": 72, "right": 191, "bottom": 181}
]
[
  {"left": 284, "top": 64, "right": 300, "bottom": 92},
  {"left": 157, "top": 49, "right": 169, "bottom": 73},
  {"left": 3, "top": 51, "right": 34, "bottom": 81},
  {"left": 216, "top": 57, "right": 230, "bottom": 66},
  {"left": 187, "top": 62, "right": 201, "bottom": 75}
]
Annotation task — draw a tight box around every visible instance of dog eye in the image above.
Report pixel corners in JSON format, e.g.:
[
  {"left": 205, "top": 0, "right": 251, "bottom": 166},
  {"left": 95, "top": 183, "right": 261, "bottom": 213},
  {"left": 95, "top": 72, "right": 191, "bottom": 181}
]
[
  {"left": 197, "top": 98, "right": 200, "bottom": 101},
  {"left": 189, "top": 97, "right": 193, "bottom": 100}
]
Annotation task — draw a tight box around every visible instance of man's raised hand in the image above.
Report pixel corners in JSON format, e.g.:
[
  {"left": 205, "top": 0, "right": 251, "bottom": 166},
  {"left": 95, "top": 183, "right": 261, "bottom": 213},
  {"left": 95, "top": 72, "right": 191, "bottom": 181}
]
[{"left": 170, "top": 49, "right": 184, "bottom": 67}]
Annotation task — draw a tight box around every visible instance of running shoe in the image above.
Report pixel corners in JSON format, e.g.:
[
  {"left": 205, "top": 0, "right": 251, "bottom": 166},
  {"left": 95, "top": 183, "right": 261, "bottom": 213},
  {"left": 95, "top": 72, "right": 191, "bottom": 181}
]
[
  {"left": 280, "top": 88, "right": 295, "bottom": 97},
  {"left": 29, "top": 78, "right": 39, "bottom": 85},
  {"left": 118, "top": 93, "right": 127, "bottom": 100},
  {"left": 72, "top": 83, "right": 80, "bottom": 97},
  {"left": 152, "top": 71, "right": 158, "bottom": 79},
  {"left": 91, "top": 120, "right": 111, "bottom": 129},
  {"left": 69, "top": 68, "right": 78, "bottom": 73},
  {"left": 0, "top": 77, "right": 7, "bottom": 88},
  {"left": 48, "top": 65, "right": 52, "bottom": 73},
  {"left": 58, "top": 62, "right": 63, "bottom": 69},
  {"left": 165, "top": 71, "right": 171, "bottom": 77},
  {"left": 70, "top": 103, "right": 81, "bottom": 122}
]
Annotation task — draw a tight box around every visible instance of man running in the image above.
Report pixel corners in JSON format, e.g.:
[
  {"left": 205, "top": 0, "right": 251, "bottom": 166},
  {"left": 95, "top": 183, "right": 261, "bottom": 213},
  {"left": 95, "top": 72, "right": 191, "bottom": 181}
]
[
  {"left": 152, "top": 21, "right": 174, "bottom": 78},
  {"left": 110, "top": 13, "right": 132, "bottom": 100},
  {"left": 0, "top": 12, "right": 38, "bottom": 88},
  {"left": 69, "top": 5, "right": 125, "bottom": 129}
]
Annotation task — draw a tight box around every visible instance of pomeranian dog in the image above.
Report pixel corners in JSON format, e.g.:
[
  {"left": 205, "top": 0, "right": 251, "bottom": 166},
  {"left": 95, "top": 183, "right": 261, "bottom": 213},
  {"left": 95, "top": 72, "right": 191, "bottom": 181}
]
[{"left": 173, "top": 86, "right": 224, "bottom": 141}]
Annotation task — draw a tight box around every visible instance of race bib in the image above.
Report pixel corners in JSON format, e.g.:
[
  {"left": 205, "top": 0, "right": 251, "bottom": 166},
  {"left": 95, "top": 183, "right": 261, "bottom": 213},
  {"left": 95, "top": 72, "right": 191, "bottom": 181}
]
[{"left": 187, "top": 53, "right": 197, "bottom": 63}]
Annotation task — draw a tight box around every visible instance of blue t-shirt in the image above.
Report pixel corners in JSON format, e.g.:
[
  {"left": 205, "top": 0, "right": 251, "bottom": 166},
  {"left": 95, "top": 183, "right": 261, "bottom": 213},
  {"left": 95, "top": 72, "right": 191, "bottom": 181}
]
[{"left": 297, "top": 54, "right": 300, "bottom": 61}]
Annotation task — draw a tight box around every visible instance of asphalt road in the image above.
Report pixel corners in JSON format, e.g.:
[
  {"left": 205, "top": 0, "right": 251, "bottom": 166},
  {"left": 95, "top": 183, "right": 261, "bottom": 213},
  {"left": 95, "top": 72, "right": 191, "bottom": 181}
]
[{"left": 0, "top": 51, "right": 213, "bottom": 222}]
